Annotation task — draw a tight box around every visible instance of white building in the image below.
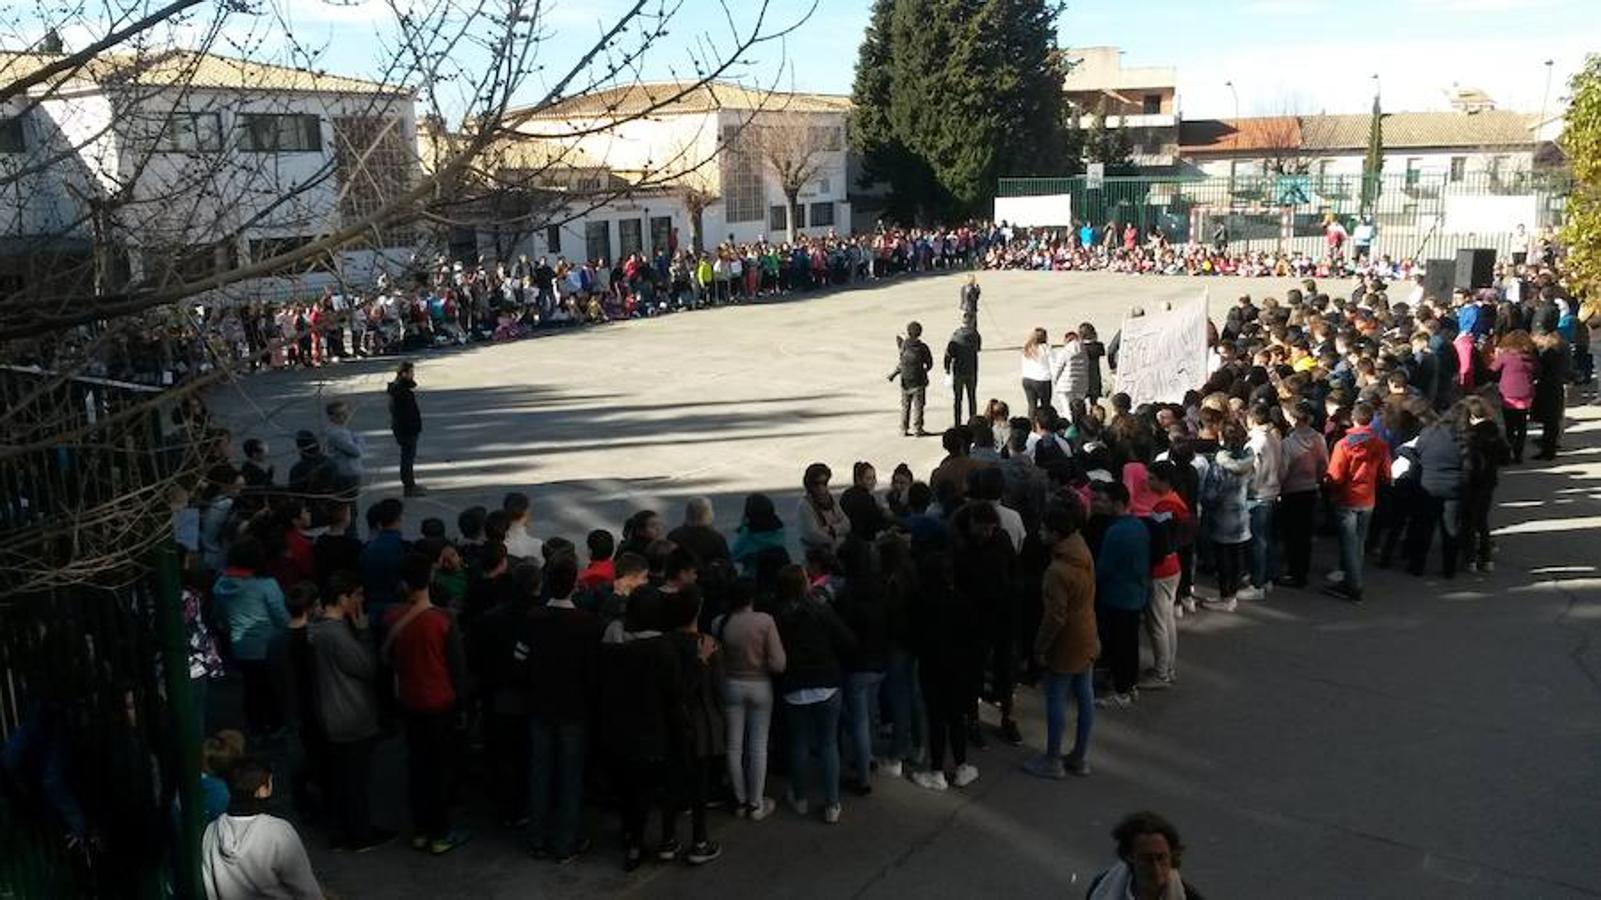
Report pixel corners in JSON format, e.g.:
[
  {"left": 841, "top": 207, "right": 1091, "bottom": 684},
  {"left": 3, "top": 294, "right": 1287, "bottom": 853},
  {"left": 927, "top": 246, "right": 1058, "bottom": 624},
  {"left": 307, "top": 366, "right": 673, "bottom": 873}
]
[
  {"left": 0, "top": 50, "right": 422, "bottom": 302},
  {"left": 501, "top": 81, "right": 854, "bottom": 255},
  {"left": 1061, "top": 46, "right": 1180, "bottom": 168}
]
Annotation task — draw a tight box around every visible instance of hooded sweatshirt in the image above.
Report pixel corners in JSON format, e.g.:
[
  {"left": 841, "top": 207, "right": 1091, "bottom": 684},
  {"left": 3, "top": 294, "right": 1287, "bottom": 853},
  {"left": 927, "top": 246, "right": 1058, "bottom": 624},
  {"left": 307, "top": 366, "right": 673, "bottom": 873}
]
[
  {"left": 212, "top": 571, "right": 288, "bottom": 662},
  {"left": 201, "top": 812, "right": 322, "bottom": 899},
  {"left": 1201, "top": 448, "right": 1255, "bottom": 544}
]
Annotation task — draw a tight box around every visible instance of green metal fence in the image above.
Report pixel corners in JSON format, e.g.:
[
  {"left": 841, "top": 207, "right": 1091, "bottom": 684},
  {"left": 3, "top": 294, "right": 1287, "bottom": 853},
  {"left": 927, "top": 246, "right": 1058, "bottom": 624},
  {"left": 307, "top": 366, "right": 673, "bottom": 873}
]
[{"left": 996, "top": 170, "right": 1571, "bottom": 262}]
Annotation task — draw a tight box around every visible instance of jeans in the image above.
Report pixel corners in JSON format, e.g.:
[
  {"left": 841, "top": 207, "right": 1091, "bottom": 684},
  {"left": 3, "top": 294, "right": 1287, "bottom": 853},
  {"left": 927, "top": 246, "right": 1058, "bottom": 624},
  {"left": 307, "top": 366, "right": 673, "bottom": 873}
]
[
  {"left": 1405, "top": 494, "right": 1461, "bottom": 578},
  {"left": 842, "top": 671, "right": 886, "bottom": 782},
  {"left": 1021, "top": 378, "right": 1052, "bottom": 418},
  {"left": 952, "top": 377, "right": 977, "bottom": 429},
  {"left": 900, "top": 386, "right": 927, "bottom": 434},
  {"left": 326, "top": 737, "right": 376, "bottom": 847},
  {"left": 1214, "top": 540, "right": 1248, "bottom": 600},
  {"left": 1279, "top": 490, "right": 1317, "bottom": 583},
  {"left": 1335, "top": 506, "right": 1374, "bottom": 595},
  {"left": 1042, "top": 669, "right": 1093, "bottom": 761},
  {"left": 395, "top": 432, "right": 419, "bottom": 489},
  {"left": 786, "top": 693, "right": 841, "bottom": 806},
  {"left": 1503, "top": 406, "right": 1529, "bottom": 461},
  {"left": 527, "top": 716, "right": 587, "bottom": 856},
  {"left": 884, "top": 647, "right": 925, "bottom": 762},
  {"left": 1097, "top": 607, "right": 1141, "bottom": 694},
  {"left": 1145, "top": 574, "right": 1179, "bottom": 681},
  {"left": 1248, "top": 500, "right": 1277, "bottom": 588},
  {"left": 722, "top": 678, "right": 774, "bottom": 807},
  {"left": 404, "top": 710, "right": 454, "bottom": 841}
]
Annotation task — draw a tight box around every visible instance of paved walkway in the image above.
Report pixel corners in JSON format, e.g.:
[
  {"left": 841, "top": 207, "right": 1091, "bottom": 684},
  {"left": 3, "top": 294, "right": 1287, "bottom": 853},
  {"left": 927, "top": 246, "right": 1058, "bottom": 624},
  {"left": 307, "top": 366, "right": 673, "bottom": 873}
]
[{"left": 209, "top": 271, "right": 1601, "bottom": 899}]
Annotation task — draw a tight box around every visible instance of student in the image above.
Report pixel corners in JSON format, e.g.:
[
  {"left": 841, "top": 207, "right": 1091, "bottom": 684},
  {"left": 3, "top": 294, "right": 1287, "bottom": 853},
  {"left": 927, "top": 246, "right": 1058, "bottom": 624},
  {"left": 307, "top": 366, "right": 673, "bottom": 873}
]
[
  {"left": 308, "top": 571, "right": 390, "bottom": 852},
  {"left": 502, "top": 491, "right": 544, "bottom": 561},
  {"left": 774, "top": 564, "right": 856, "bottom": 822},
  {"left": 888, "top": 320, "right": 934, "bottom": 437},
  {"left": 1024, "top": 499, "right": 1096, "bottom": 779},
  {"left": 201, "top": 757, "right": 323, "bottom": 900},
  {"left": 1324, "top": 402, "right": 1390, "bottom": 603},
  {"left": 908, "top": 543, "right": 979, "bottom": 792},
  {"left": 1090, "top": 482, "right": 1150, "bottom": 708},
  {"left": 212, "top": 538, "right": 288, "bottom": 738},
  {"left": 1198, "top": 423, "right": 1255, "bottom": 612},
  {"left": 577, "top": 529, "right": 617, "bottom": 591},
  {"left": 711, "top": 579, "right": 785, "bottom": 820},
  {"left": 383, "top": 552, "right": 470, "bottom": 855},
  {"left": 1020, "top": 328, "right": 1054, "bottom": 417}
]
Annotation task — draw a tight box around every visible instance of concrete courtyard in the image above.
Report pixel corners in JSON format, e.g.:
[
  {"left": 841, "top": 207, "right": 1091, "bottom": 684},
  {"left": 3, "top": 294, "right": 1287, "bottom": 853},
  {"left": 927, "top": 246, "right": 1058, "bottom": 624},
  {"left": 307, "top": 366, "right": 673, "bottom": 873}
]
[{"left": 210, "top": 270, "right": 1601, "bottom": 899}]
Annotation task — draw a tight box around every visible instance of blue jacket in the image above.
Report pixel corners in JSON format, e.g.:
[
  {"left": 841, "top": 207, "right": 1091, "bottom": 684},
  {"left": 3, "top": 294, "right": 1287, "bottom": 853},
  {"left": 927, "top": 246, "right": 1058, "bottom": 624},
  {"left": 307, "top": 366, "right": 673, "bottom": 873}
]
[
  {"left": 1201, "top": 449, "right": 1255, "bottom": 544},
  {"left": 1095, "top": 516, "right": 1151, "bottom": 612},
  {"left": 359, "top": 530, "right": 407, "bottom": 614},
  {"left": 212, "top": 573, "right": 287, "bottom": 661}
]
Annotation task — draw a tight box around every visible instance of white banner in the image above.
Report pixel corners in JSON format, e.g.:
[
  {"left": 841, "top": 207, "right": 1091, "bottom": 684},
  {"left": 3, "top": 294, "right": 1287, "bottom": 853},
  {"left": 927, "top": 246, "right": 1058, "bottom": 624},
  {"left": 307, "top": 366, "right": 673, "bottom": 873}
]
[
  {"left": 1115, "top": 292, "right": 1210, "bottom": 405},
  {"left": 993, "top": 194, "right": 1073, "bottom": 228}
]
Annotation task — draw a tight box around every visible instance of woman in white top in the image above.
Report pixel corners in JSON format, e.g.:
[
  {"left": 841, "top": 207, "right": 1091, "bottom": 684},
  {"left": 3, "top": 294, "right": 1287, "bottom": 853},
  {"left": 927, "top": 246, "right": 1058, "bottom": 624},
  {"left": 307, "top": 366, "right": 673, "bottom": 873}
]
[
  {"left": 1020, "top": 327, "right": 1054, "bottom": 418},
  {"left": 1050, "top": 330, "right": 1089, "bottom": 420}
]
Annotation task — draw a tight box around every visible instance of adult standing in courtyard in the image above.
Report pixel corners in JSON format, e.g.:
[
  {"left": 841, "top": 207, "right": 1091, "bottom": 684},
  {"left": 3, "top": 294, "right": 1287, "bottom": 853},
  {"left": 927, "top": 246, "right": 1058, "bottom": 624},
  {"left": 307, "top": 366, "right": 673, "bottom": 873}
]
[
  {"left": 388, "top": 361, "right": 426, "bottom": 497},
  {"left": 888, "top": 321, "right": 933, "bottom": 437},
  {"left": 944, "top": 313, "right": 982, "bottom": 429},
  {"left": 324, "top": 400, "right": 366, "bottom": 505},
  {"left": 958, "top": 274, "right": 980, "bottom": 318}
]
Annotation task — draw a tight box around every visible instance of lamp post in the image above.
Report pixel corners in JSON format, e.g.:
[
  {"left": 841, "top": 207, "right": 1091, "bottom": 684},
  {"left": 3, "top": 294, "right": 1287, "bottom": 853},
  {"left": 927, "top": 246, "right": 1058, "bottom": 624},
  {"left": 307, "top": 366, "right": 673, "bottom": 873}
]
[
  {"left": 1224, "top": 81, "right": 1240, "bottom": 197},
  {"left": 1536, "top": 59, "right": 1554, "bottom": 174}
]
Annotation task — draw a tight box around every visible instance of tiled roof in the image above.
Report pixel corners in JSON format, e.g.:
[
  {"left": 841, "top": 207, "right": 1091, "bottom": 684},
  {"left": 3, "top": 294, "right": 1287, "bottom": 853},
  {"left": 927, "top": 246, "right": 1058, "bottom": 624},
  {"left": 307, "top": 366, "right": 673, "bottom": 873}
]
[
  {"left": 0, "top": 49, "right": 406, "bottom": 95},
  {"left": 1180, "top": 110, "right": 1537, "bottom": 154},
  {"left": 509, "top": 81, "right": 851, "bottom": 121}
]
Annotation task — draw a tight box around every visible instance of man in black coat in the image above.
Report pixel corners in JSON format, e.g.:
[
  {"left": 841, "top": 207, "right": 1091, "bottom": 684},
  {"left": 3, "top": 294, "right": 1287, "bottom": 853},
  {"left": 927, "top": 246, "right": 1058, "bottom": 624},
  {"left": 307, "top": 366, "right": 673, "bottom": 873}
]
[
  {"left": 944, "top": 313, "right": 982, "bottom": 429},
  {"left": 387, "top": 361, "right": 425, "bottom": 497},
  {"left": 888, "top": 320, "right": 934, "bottom": 437}
]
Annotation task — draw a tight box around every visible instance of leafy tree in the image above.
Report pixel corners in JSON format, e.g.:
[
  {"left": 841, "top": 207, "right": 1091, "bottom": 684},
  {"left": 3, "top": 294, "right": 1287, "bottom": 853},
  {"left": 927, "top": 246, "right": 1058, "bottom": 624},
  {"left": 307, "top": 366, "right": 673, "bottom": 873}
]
[
  {"left": 853, "top": 0, "right": 1070, "bottom": 221},
  {"left": 1360, "top": 93, "right": 1384, "bottom": 216},
  {"left": 1559, "top": 54, "right": 1601, "bottom": 300}
]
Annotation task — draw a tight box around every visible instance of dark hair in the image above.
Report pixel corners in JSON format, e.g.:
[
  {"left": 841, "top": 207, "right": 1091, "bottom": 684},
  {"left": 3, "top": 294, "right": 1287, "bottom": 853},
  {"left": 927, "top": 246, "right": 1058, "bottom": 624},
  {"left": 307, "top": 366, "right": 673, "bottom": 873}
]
[
  {"left": 225, "top": 537, "right": 265, "bottom": 572},
  {"left": 544, "top": 553, "right": 579, "bottom": 599},
  {"left": 802, "top": 462, "right": 832, "bottom": 490},
  {"left": 942, "top": 427, "right": 967, "bottom": 456},
  {"left": 399, "top": 551, "right": 435, "bottom": 594},
  {"left": 503, "top": 491, "right": 531, "bottom": 518},
  {"left": 374, "top": 497, "right": 404, "bottom": 529},
  {"left": 852, "top": 461, "right": 875, "bottom": 484},
  {"left": 892, "top": 462, "right": 914, "bottom": 483},
  {"left": 1352, "top": 401, "right": 1376, "bottom": 426},
  {"left": 1147, "top": 460, "right": 1179, "bottom": 490},
  {"left": 969, "top": 465, "right": 1005, "bottom": 503},
  {"left": 243, "top": 437, "right": 264, "bottom": 458},
  {"left": 457, "top": 506, "right": 487, "bottom": 541},
  {"left": 1111, "top": 810, "right": 1186, "bottom": 869},
  {"left": 906, "top": 481, "right": 933, "bottom": 513},
  {"left": 420, "top": 517, "right": 447, "bottom": 539},
  {"left": 294, "top": 430, "right": 319, "bottom": 454},
  {"left": 325, "top": 570, "right": 361, "bottom": 606},
  {"left": 483, "top": 510, "right": 510, "bottom": 543},
  {"left": 664, "top": 546, "right": 699, "bottom": 581},
  {"left": 510, "top": 562, "right": 542, "bottom": 602},
  {"left": 614, "top": 552, "right": 649, "bottom": 580},
  {"left": 587, "top": 529, "right": 615, "bottom": 561},
  {"left": 479, "top": 539, "right": 508, "bottom": 573},
  {"left": 775, "top": 564, "right": 809, "bottom": 606},
  {"left": 1093, "top": 480, "right": 1131, "bottom": 507},
  {"left": 906, "top": 320, "right": 923, "bottom": 338},
  {"left": 660, "top": 585, "right": 703, "bottom": 629},
  {"left": 285, "top": 582, "right": 318, "bottom": 618},
  {"left": 543, "top": 536, "right": 575, "bottom": 562},
  {"left": 645, "top": 539, "right": 676, "bottom": 575},
  {"left": 226, "top": 756, "right": 273, "bottom": 804},
  {"left": 742, "top": 493, "right": 783, "bottom": 533}
]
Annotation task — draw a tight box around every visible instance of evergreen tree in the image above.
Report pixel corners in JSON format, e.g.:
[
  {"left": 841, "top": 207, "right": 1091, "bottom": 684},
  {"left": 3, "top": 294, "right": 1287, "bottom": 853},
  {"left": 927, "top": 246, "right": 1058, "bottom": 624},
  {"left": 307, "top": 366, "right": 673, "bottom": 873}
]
[
  {"left": 1559, "top": 54, "right": 1601, "bottom": 301},
  {"left": 1360, "top": 92, "right": 1384, "bottom": 215},
  {"left": 854, "top": 0, "right": 1070, "bottom": 221}
]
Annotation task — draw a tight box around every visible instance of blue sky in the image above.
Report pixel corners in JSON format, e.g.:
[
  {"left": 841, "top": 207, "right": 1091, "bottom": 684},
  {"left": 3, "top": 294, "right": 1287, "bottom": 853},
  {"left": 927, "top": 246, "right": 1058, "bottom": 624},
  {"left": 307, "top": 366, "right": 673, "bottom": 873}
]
[{"left": 23, "top": 0, "right": 1596, "bottom": 119}]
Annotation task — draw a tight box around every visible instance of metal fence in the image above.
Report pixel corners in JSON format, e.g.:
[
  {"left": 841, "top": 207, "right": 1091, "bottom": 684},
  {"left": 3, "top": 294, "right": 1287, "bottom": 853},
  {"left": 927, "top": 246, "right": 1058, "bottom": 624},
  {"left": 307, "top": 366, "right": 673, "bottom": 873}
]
[
  {"left": 996, "top": 170, "right": 1571, "bottom": 262},
  {"left": 0, "top": 367, "right": 201, "bottom": 899}
]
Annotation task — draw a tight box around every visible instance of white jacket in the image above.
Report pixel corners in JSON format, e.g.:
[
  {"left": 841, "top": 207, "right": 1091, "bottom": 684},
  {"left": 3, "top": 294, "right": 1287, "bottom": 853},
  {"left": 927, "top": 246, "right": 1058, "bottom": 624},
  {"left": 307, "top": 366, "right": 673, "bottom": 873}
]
[
  {"left": 201, "top": 813, "right": 322, "bottom": 900},
  {"left": 1050, "top": 341, "right": 1089, "bottom": 404},
  {"left": 1246, "top": 424, "right": 1285, "bottom": 502}
]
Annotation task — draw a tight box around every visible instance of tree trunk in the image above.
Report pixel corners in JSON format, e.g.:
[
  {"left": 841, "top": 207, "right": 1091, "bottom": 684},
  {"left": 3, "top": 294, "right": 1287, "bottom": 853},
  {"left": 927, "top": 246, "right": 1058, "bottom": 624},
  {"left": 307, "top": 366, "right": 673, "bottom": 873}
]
[
  {"left": 689, "top": 205, "right": 705, "bottom": 254},
  {"left": 786, "top": 191, "right": 800, "bottom": 245}
]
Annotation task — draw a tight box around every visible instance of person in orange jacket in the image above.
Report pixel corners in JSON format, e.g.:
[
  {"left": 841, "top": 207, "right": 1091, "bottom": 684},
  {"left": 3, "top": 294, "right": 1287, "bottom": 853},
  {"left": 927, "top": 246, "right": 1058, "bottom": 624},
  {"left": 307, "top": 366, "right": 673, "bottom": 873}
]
[{"left": 1323, "top": 401, "right": 1390, "bottom": 603}]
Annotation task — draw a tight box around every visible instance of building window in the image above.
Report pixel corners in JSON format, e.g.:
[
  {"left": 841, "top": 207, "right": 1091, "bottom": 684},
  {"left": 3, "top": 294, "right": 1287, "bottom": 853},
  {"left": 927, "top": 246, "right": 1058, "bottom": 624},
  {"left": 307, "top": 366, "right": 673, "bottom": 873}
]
[
  {"left": 1405, "top": 157, "right": 1422, "bottom": 187},
  {"left": 585, "top": 220, "right": 611, "bottom": 263},
  {"left": 330, "top": 117, "right": 414, "bottom": 241},
  {"left": 0, "top": 117, "right": 24, "bottom": 152},
  {"left": 1142, "top": 94, "right": 1162, "bottom": 115},
  {"left": 238, "top": 114, "right": 322, "bottom": 152},
  {"left": 807, "top": 125, "right": 844, "bottom": 151},
  {"left": 545, "top": 225, "right": 561, "bottom": 254},
  {"left": 143, "top": 240, "right": 240, "bottom": 284},
  {"left": 650, "top": 215, "right": 673, "bottom": 253},
  {"left": 770, "top": 205, "right": 787, "bottom": 232},
  {"left": 814, "top": 176, "right": 831, "bottom": 195},
  {"left": 721, "top": 126, "right": 764, "bottom": 223},
  {"left": 809, "top": 202, "right": 835, "bottom": 228},
  {"left": 576, "top": 176, "right": 602, "bottom": 191},
  {"left": 248, "top": 235, "right": 333, "bottom": 271},
  {"left": 158, "top": 112, "right": 223, "bottom": 153},
  {"left": 619, "top": 219, "right": 643, "bottom": 257},
  {"left": 1449, "top": 156, "right": 1467, "bottom": 182}
]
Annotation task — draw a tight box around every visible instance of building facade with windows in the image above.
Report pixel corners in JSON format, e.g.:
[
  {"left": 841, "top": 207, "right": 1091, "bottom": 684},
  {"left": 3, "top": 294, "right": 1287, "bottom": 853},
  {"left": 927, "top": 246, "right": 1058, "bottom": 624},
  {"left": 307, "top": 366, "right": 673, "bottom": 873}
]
[
  {"left": 502, "top": 81, "right": 853, "bottom": 252},
  {"left": 1061, "top": 46, "right": 1180, "bottom": 168},
  {"left": 0, "top": 50, "right": 421, "bottom": 302}
]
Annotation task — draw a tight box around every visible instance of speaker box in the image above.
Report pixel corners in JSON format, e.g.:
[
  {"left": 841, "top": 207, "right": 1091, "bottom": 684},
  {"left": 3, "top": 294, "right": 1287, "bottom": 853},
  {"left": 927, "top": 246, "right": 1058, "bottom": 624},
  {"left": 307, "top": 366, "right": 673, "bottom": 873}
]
[
  {"left": 1455, "top": 248, "right": 1496, "bottom": 290},
  {"left": 1423, "top": 259, "right": 1456, "bottom": 302}
]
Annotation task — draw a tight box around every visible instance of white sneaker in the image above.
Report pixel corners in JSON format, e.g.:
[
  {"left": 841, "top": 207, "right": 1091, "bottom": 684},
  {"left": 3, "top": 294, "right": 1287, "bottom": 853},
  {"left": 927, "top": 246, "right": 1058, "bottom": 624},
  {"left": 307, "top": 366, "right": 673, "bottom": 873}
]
[
  {"left": 1237, "top": 585, "right": 1265, "bottom": 601},
  {"left": 1325, "top": 569, "right": 1346, "bottom": 585},
  {"left": 823, "top": 803, "right": 841, "bottom": 824},
  {"left": 787, "top": 792, "right": 809, "bottom": 817},
  {"left": 749, "top": 797, "right": 777, "bottom": 822},
  {"left": 952, "top": 764, "right": 980, "bottom": 788},
  {"left": 1181, "top": 596, "right": 1198, "bottom": 614},
  {"left": 1174, "top": 603, "right": 1185, "bottom": 620},
  {"left": 912, "top": 770, "right": 948, "bottom": 792},
  {"left": 876, "top": 758, "right": 903, "bottom": 779},
  {"left": 1200, "top": 596, "right": 1237, "bottom": 612},
  {"left": 1095, "top": 691, "right": 1135, "bottom": 709}
]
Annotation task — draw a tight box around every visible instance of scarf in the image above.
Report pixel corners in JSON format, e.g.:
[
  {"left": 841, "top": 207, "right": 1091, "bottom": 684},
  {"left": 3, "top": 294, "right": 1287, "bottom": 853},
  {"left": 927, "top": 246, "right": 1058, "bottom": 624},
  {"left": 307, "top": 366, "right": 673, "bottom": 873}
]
[{"left": 1086, "top": 861, "right": 1187, "bottom": 900}]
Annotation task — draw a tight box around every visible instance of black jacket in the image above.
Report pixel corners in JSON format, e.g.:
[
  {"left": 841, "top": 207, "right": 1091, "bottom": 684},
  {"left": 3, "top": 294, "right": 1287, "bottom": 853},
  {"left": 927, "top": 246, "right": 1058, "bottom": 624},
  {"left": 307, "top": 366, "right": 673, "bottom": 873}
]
[
  {"left": 665, "top": 524, "right": 731, "bottom": 567},
  {"left": 892, "top": 337, "right": 934, "bottom": 389},
  {"left": 959, "top": 283, "right": 980, "bottom": 317},
  {"left": 833, "top": 579, "right": 890, "bottom": 673},
  {"left": 839, "top": 486, "right": 891, "bottom": 541},
  {"left": 944, "top": 326, "right": 982, "bottom": 379},
  {"left": 517, "top": 604, "right": 602, "bottom": 724},
  {"left": 1414, "top": 422, "right": 1465, "bottom": 499},
  {"left": 1465, "top": 419, "right": 1510, "bottom": 490},
  {"left": 388, "top": 376, "right": 422, "bottom": 436},
  {"left": 774, "top": 595, "right": 856, "bottom": 692},
  {"left": 596, "top": 632, "right": 687, "bottom": 764}
]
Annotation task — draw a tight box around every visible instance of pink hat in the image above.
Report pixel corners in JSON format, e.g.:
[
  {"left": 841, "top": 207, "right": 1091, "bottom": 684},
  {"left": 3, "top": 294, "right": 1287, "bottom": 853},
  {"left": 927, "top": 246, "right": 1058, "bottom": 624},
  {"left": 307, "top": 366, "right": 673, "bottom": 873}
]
[{"left": 1123, "top": 462, "right": 1157, "bottom": 518}]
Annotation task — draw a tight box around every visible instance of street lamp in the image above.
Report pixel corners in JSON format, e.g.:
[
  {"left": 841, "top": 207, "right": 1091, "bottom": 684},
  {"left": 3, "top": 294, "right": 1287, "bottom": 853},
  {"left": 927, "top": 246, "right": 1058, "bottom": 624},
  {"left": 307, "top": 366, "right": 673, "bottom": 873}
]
[
  {"left": 1536, "top": 59, "right": 1555, "bottom": 166},
  {"left": 1224, "top": 80, "right": 1240, "bottom": 122},
  {"left": 1224, "top": 81, "right": 1241, "bottom": 196}
]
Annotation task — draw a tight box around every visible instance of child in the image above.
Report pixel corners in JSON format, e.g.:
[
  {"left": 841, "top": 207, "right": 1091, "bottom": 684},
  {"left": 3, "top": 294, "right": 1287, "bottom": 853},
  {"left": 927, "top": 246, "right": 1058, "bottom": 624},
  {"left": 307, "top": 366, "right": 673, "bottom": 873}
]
[{"left": 577, "top": 529, "right": 616, "bottom": 592}]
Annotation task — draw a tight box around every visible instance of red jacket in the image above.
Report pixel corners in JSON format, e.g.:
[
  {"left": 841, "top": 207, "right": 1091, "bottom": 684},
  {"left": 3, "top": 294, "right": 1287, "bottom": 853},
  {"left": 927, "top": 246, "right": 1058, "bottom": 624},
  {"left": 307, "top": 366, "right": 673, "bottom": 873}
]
[{"left": 1326, "top": 424, "right": 1390, "bottom": 509}]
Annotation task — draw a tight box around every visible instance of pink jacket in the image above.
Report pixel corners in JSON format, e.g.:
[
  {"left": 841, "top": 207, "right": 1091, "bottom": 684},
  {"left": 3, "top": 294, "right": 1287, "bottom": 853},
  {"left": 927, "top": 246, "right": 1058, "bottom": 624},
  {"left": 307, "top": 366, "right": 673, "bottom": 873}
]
[
  {"left": 1453, "top": 333, "right": 1476, "bottom": 389},
  {"left": 1491, "top": 349, "right": 1536, "bottom": 409}
]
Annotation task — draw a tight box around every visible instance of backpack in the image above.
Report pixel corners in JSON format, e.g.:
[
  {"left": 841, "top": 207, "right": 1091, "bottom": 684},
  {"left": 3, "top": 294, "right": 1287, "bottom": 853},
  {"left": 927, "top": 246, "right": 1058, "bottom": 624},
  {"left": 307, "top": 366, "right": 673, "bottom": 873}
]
[{"left": 1033, "top": 432, "right": 1069, "bottom": 468}]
